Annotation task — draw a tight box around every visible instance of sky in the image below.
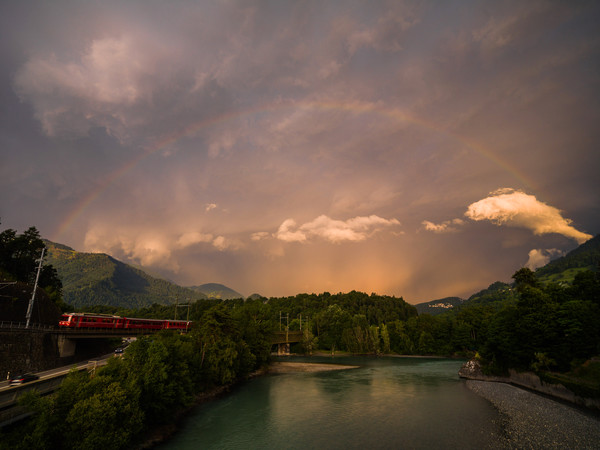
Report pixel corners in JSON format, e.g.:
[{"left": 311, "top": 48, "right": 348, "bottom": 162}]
[{"left": 1, "top": 1, "right": 599, "bottom": 303}]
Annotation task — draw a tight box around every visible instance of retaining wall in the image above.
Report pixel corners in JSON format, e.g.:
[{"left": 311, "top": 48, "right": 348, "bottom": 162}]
[{"left": 459, "top": 359, "right": 600, "bottom": 411}]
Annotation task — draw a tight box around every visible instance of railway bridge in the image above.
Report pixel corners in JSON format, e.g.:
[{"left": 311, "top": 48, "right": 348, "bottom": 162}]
[{"left": 272, "top": 330, "right": 303, "bottom": 354}]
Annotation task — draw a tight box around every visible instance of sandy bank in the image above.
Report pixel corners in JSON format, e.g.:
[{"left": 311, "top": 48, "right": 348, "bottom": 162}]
[{"left": 268, "top": 361, "right": 359, "bottom": 373}]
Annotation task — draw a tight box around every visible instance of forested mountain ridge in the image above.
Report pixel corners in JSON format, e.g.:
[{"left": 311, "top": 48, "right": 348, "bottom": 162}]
[
  {"left": 44, "top": 240, "right": 208, "bottom": 309},
  {"left": 188, "top": 283, "right": 244, "bottom": 300}
]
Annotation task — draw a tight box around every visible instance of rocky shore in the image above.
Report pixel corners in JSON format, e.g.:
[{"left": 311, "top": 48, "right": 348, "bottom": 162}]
[
  {"left": 466, "top": 380, "right": 600, "bottom": 449},
  {"left": 459, "top": 358, "right": 600, "bottom": 410}
]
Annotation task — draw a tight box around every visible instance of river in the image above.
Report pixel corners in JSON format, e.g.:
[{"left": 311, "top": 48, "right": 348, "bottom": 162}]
[{"left": 158, "top": 356, "right": 507, "bottom": 449}]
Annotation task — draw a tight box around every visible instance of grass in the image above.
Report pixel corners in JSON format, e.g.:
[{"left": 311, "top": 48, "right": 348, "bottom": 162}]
[{"left": 538, "top": 267, "right": 594, "bottom": 285}]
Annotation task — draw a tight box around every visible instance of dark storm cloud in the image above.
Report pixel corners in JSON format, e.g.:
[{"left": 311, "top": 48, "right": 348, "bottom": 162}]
[{"left": 1, "top": 1, "right": 598, "bottom": 301}]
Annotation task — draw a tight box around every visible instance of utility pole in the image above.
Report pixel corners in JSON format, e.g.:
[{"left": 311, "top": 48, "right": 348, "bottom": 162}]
[
  {"left": 185, "top": 301, "right": 190, "bottom": 332},
  {"left": 175, "top": 302, "right": 190, "bottom": 325},
  {"left": 25, "top": 247, "right": 45, "bottom": 328}
]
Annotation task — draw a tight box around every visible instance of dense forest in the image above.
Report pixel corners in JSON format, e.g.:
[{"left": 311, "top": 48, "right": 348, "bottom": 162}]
[
  {"left": 0, "top": 307, "right": 269, "bottom": 450},
  {"left": 98, "top": 270, "right": 600, "bottom": 368}
]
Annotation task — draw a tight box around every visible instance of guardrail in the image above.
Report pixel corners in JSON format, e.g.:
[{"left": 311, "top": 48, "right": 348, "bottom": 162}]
[{"left": 0, "top": 321, "right": 56, "bottom": 331}]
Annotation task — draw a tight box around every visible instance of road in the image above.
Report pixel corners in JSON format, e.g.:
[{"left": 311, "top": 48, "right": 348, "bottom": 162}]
[
  {"left": 0, "top": 352, "right": 115, "bottom": 393},
  {"left": 0, "top": 352, "right": 120, "bottom": 427}
]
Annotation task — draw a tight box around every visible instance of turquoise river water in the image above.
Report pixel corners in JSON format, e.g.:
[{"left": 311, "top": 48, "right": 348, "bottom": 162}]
[{"left": 158, "top": 356, "right": 507, "bottom": 449}]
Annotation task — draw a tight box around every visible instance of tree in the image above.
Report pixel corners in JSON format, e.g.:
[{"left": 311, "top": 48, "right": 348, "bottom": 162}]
[
  {"left": 120, "top": 333, "right": 194, "bottom": 424},
  {"left": 380, "top": 323, "right": 391, "bottom": 354},
  {"left": 512, "top": 267, "right": 540, "bottom": 292},
  {"left": 0, "top": 225, "right": 64, "bottom": 307},
  {"left": 315, "top": 304, "right": 351, "bottom": 352},
  {"left": 570, "top": 270, "right": 600, "bottom": 305},
  {"left": 192, "top": 305, "right": 248, "bottom": 386},
  {"left": 65, "top": 381, "right": 143, "bottom": 450},
  {"left": 232, "top": 299, "right": 274, "bottom": 368}
]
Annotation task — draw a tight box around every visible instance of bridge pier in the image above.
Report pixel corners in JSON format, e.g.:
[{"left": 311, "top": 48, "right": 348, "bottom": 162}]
[
  {"left": 58, "top": 335, "right": 76, "bottom": 357},
  {"left": 271, "top": 331, "right": 302, "bottom": 355},
  {"left": 277, "top": 343, "right": 290, "bottom": 355}
]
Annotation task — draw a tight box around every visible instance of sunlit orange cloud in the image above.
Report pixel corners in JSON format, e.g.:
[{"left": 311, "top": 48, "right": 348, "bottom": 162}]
[
  {"left": 465, "top": 188, "right": 592, "bottom": 244},
  {"left": 275, "top": 215, "right": 401, "bottom": 243},
  {"left": 422, "top": 188, "right": 593, "bottom": 244},
  {"left": 421, "top": 219, "right": 464, "bottom": 233}
]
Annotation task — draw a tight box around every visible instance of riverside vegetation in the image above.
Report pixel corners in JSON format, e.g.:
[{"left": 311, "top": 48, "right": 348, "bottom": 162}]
[{"left": 1, "top": 224, "right": 599, "bottom": 449}]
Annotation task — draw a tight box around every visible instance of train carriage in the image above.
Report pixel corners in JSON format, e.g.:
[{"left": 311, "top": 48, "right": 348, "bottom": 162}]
[
  {"left": 59, "top": 313, "right": 123, "bottom": 328},
  {"left": 59, "top": 313, "right": 191, "bottom": 331}
]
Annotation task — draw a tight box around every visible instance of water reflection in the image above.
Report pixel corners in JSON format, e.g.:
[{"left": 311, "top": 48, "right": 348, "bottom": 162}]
[{"left": 159, "top": 357, "right": 506, "bottom": 449}]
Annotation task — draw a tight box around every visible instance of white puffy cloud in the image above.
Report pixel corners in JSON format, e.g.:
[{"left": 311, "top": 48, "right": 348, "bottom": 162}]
[
  {"left": 176, "top": 231, "right": 214, "bottom": 248},
  {"left": 276, "top": 219, "right": 308, "bottom": 243},
  {"left": 525, "top": 248, "right": 564, "bottom": 270},
  {"left": 176, "top": 231, "right": 241, "bottom": 252},
  {"left": 422, "top": 218, "right": 464, "bottom": 233},
  {"left": 251, "top": 231, "right": 270, "bottom": 241},
  {"left": 276, "top": 215, "right": 400, "bottom": 243},
  {"left": 212, "top": 236, "right": 228, "bottom": 251},
  {"left": 465, "top": 188, "right": 593, "bottom": 244}
]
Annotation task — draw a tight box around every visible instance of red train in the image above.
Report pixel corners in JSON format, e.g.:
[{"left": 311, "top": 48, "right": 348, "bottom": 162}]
[{"left": 59, "top": 312, "right": 191, "bottom": 331}]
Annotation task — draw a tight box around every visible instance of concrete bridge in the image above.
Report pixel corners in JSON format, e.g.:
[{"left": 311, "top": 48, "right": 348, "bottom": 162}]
[
  {"left": 271, "top": 330, "right": 303, "bottom": 355},
  {"left": 0, "top": 321, "right": 188, "bottom": 362}
]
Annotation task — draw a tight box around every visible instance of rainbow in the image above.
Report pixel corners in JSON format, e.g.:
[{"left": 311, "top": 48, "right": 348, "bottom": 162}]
[{"left": 53, "top": 100, "right": 537, "bottom": 241}]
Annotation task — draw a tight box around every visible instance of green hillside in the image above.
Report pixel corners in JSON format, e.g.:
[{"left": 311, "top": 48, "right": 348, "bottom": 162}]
[
  {"left": 188, "top": 283, "right": 243, "bottom": 300},
  {"left": 416, "top": 237, "right": 598, "bottom": 314},
  {"left": 535, "top": 235, "right": 599, "bottom": 284},
  {"left": 44, "top": 240, "right": 207, "bottom": 309},
  {"left": 464, "top": 281, "right": 517, "bottom": 307}
]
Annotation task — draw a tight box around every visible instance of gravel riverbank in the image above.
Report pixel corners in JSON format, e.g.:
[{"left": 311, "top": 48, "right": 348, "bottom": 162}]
[{"left": 466, "top": 380, "right": 600, "bottom": 449}]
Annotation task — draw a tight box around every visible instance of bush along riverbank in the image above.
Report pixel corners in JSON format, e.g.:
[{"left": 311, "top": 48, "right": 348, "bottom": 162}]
[{"left": 459, "top": 358, "right": 600, "bottom": 411}]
